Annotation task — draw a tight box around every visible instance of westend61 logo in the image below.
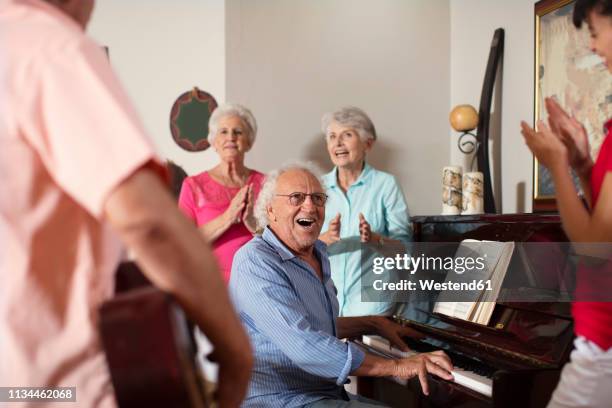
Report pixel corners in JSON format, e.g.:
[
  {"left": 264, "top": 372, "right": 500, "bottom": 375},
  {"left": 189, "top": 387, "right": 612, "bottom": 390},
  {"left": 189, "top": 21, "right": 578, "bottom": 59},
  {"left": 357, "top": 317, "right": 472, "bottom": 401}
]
[{"left": 372, "top": 253, "right": 486, "bottom": 275}]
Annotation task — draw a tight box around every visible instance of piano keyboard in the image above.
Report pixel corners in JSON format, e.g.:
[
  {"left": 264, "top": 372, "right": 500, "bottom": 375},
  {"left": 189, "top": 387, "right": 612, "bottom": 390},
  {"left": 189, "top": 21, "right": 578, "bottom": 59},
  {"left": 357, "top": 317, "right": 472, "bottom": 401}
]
[{"left": 361, "top": 335, "right": 493, "bottom": 398}]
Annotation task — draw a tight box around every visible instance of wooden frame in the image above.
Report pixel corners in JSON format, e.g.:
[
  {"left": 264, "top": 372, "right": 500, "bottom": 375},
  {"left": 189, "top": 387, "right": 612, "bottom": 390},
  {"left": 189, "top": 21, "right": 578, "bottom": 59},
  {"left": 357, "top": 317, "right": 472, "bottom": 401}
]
[
  {"left": 533, "top": 0, "right": 612, "bottom": 211},
  {"left": 533, "top": 0, "right": 574, "bottom": 212}
]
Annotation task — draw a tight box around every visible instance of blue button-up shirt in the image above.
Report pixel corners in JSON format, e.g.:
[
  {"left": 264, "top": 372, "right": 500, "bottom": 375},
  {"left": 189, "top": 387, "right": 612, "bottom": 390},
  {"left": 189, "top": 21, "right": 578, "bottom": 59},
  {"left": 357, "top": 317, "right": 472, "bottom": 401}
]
[
  {"left": 229, "top": 228, "right": 366, "bottom": 408},
  {"left": 322, "top": 163, "right": 412, "bottom": 317}
]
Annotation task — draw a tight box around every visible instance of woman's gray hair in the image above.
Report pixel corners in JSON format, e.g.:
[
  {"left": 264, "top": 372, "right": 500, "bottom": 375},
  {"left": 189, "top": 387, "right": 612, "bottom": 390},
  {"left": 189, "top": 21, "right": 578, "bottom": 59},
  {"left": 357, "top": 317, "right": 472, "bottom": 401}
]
[
  {"left": 321, "top": 106, "right": 377, "bottom": 142},
  {"left": 254, "top": 161, "right": 324, "bottom": 229},
  {"left": 208, "top": 103, "right": 258, "bottom": 145}
]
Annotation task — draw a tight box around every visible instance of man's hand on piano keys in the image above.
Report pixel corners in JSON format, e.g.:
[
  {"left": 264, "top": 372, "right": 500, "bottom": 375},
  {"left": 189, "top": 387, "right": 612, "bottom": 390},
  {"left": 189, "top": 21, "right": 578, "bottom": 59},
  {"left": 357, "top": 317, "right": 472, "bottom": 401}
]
[
  {"left": 371, "top": 316, "right": 425, "bottom": 351},
  {"left": 393, "top": 351, "right": 454, "bottom": 396}
]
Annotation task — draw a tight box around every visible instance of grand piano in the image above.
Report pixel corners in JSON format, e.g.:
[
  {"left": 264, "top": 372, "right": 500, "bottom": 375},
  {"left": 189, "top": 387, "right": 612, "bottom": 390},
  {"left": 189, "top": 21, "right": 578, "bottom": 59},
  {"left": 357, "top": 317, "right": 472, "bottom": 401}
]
[{"left": 357, "top": 213, "right": 575, "bottom": 408}]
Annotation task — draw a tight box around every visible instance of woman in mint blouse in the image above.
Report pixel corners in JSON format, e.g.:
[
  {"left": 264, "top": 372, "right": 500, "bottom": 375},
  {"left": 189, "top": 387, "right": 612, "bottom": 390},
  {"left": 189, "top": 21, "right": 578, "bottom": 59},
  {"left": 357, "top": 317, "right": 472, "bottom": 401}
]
[{"left": 319, "top": 106, "right": 412, "bottom": 317}]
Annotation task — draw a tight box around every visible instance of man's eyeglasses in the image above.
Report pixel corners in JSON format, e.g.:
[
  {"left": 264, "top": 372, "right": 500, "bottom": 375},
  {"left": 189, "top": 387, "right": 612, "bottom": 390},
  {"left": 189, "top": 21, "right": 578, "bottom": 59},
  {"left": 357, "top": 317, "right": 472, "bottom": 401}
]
[{"left": 276, "top": 192, "right": 328, "bottom": 207}]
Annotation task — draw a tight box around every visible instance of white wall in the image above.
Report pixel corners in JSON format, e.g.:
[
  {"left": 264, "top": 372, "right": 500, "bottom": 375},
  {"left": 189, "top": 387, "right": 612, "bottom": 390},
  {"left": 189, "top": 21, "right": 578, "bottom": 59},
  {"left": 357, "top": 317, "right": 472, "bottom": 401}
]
[
  {"left": 450, "top": 0, "right": 537, "bottom": 213},
  {"left": 226, "top": 0, "right": 451, "bottom": 215},
  {"left": 88, "top": 0, "right": 226, "bottom": 176}
]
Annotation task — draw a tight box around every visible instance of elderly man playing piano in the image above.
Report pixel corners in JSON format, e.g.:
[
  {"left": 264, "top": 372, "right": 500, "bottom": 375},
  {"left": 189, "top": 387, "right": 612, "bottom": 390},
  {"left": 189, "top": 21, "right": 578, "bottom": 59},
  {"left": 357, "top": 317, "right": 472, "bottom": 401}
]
[{"left": 229, "top": 162, "right": 453, "bottom": 408}]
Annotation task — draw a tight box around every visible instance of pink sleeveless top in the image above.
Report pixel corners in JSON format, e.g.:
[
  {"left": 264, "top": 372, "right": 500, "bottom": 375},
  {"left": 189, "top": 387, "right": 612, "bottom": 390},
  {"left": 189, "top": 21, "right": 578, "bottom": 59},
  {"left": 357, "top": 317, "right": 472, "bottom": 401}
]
[{"left": 178, "top": 170, "right": 265, "bottom": 282}]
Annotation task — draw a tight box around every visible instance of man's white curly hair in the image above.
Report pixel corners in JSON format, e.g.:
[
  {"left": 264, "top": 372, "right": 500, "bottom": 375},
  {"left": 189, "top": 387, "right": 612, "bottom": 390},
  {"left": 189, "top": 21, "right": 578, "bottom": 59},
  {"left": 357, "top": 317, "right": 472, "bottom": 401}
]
[{"left": 254, "top": 161, "right": 324, "bottom": 230}]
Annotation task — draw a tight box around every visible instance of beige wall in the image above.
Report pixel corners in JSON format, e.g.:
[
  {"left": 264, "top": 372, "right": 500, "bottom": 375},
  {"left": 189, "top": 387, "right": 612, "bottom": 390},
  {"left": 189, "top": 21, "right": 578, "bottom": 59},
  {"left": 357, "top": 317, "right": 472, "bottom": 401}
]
[
  {"left": 88, "top": 0, "right": 226, "bottom": 176},
  {"left": 88, "top": 1, "right": 545, "bottom": 215},
  {"left": 226, "top": 0, "right": 451, "bottom": 215},
  {"left": 450, "top": 0, "right": 538, "bottom": 213}
]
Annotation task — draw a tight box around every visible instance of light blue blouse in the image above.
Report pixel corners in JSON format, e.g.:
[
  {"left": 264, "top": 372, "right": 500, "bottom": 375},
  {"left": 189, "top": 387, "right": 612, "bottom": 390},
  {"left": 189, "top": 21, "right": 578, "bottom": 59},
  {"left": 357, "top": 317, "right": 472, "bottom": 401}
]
[{"left": 322, "top": 163, "right": 412, "bottom": 316}]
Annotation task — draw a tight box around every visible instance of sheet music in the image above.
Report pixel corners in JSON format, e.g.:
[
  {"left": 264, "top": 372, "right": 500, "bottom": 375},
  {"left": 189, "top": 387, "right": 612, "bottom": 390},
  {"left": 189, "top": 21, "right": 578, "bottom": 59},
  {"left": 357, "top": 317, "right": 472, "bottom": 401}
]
[{"left": 434, "top": 240, "right": 515, "bottom": 325}]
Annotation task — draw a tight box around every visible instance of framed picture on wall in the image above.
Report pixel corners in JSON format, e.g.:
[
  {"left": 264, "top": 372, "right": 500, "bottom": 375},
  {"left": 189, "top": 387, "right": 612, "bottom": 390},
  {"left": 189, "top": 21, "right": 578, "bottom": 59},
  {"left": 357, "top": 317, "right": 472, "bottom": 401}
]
[{"left": 533, "top": 0, "right": 612, "bottom": 211}]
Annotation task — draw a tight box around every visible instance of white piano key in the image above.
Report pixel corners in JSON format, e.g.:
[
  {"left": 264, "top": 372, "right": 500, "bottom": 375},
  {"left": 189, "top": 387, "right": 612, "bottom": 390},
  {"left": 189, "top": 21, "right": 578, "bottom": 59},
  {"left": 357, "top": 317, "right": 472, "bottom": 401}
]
[{"left": 451, "top": 369, "right": 492, "bottom": 397}]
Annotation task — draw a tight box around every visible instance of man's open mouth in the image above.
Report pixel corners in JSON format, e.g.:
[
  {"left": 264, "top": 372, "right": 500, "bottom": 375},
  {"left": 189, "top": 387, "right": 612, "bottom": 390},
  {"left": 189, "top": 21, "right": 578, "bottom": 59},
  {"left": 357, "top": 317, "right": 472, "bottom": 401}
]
[{"left": 296, "top": 218, "right": 316, "bottom": 227}]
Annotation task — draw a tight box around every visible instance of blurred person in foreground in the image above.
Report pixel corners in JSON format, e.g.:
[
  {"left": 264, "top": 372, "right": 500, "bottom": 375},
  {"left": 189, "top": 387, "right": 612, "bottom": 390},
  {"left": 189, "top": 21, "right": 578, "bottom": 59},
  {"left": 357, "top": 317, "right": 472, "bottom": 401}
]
[
  {"left": 520, "top": 1, "right": 612, "bottom": 406},
  {"left": 0, "top": 0, "right": 252, "bottom": 406}
]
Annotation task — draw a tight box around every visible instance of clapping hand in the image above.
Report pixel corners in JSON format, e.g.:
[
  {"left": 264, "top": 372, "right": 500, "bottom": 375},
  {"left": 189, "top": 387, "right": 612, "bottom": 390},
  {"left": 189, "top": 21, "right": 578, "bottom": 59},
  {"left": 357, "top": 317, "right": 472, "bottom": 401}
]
[
  {"left": 359, "top": 213, "right": 372, "bottom": 243},
  {"left": 320, "top": 213, "right": 341, "bottom": 245},
  {"left": 225, "top": 184, "right": 249, "bottom": 226},
  {"left": 520, "top": 120, "right": 568, "bottom": 172},
  {"left": 545, "top": 97, "right": 593, "bottom": 176},
  {"left": 242, "top": 184, "right": 257, "bottom": 233}
]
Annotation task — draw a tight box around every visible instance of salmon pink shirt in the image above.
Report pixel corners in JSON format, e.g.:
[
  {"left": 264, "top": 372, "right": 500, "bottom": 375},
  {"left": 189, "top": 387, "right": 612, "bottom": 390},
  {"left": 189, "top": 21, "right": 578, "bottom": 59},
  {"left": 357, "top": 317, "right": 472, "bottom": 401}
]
[
  {"left": 0, "top": 0, "right": 162, "bottom": 406},
  {"left": 179, "top": 171, "right": 265, "bottom": 282}
]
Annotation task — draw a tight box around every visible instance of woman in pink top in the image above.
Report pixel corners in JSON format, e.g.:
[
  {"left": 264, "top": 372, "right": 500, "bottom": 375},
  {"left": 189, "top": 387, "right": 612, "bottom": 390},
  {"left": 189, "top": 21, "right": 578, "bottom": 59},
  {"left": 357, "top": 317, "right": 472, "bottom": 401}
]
[{"left": 179, "top": 103, "right": 265, "bottom": 282}]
